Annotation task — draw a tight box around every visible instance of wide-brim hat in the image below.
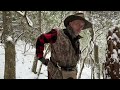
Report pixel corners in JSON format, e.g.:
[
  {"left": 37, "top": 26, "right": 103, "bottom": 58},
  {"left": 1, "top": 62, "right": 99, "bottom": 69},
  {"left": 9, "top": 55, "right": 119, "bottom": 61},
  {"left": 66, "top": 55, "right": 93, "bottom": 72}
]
[{"left": 64, "top": 13, "right": 92, "bottom": 30}]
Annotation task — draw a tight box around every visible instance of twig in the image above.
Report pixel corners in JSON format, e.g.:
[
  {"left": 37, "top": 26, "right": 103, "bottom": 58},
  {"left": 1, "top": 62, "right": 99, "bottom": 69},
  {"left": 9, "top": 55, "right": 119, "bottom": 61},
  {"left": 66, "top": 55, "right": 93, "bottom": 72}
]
[
  {"left": 95, "top": 25, "right": 106, "bottom": 34},
  {"left": 14, "top": 32, "right": 25, "bottom": 43},
  {"left": 81, "top": 45, "right": 88, "bottom": 54},
  {"left": 94, "top": 32, "right": 104, "bottom": 42}
]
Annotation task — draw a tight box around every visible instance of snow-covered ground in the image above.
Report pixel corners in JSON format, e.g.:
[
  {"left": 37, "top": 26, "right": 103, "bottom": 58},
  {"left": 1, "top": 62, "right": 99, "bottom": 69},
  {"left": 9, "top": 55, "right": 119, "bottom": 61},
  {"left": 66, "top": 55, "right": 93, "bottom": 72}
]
[{"left": 0, "top": 40, "right": 91, "bottom": 79}]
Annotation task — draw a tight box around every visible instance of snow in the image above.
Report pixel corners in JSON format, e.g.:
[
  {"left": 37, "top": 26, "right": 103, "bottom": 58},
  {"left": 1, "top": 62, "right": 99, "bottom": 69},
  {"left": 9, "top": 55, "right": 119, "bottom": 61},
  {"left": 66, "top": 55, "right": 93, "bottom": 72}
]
[
  {"left": 0, "top": 44, "right": 5, "bottom": 79},
  {"left": 17, "top": 11, "right": 33, "bottom": 27},
  {"left": 7, "top": 36, "right": 13, "bottom": 42},
  {"left": 118, "top": 49, "right": 120, "bottom": 54},
  {"left": 0, "top": 40, "right": 91, "bottom": 79},
  {"left": 0, "top": 30, "right": 3, "bottom": 37},
  {"left": 111, "top": 49, "right": 119, "bottom": 62},
  {"left": 26, "top": 16, "right": 33, "bottom": 27},
  {"left": 115, "top": 30, "right": 118, "bottom": 33},
  {"left": 113, "top": 41, "right": 117, "bottom": 46},
  {"left": 95, "top": 42, "right": 98, "bottom": 46},
  {"left": 112, "top": 33, "right": 120, "bottom": 43},
  {"left": 77, "top": 65, "right": 91, "bottom": 79},
  {"left": 17, "top": 11, "right": 25, "bottom": 16},
  {"left": 77, "top": 61, "right": 91, "bottom": 79},
  {"left": 107, "top": 36, "right": 112, "bottom": 40},
  {"left": 117, "top": 24, "right": 120, "bottom": 28}
]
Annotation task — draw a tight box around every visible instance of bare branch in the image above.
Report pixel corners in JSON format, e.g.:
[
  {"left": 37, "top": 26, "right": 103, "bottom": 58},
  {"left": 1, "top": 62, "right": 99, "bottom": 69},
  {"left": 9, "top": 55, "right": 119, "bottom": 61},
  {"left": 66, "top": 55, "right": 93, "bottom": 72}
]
[
  {"left": 16, "top": 11, "right": 33, "bottom": 27},
  {"left": 95, "top": 25, "right": 106, "bottom": 34},
  {"left": 14, "top": 32, "right": 25, "bottom": 43},
  {"left": 25, "top": 16, "right": 33, "bottom": 27},
  {"left": 24, "top": 11, "right": 27, "bottom": 16},
  {"left": 17, "top": 11, "right": 26, "bottom": 16},
  {"left": 94, "top": 32, "right": 104, "bottom": 42},
  {"left": 81, "top": 45, "right": 88, "bottom": 54}
]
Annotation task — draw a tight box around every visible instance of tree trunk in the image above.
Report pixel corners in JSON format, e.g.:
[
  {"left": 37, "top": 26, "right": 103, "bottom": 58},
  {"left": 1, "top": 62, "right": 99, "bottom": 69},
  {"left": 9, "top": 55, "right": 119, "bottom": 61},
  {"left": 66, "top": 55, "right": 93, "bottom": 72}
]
[
  {"left": 32, "top": 11, "right": 41, "bottom": 74},
  {"left": 38, "top": 11, "right": 41, "bottom": 33},
  {"left": 94, "top": 44, "right": 100, "bottom": 79},
  {"left": 4, "top": 41, "right": 16, "bottom": 79},
  {"left": 3, "top": 11, "right": 16, "bottom": 79}
]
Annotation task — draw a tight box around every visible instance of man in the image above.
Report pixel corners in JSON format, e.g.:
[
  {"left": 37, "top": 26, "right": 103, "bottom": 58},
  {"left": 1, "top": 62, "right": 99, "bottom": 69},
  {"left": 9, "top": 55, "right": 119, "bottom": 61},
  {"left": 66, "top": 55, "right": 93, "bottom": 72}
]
[{"left": 36, "top": 13, "right": 92, "bottom": 79}]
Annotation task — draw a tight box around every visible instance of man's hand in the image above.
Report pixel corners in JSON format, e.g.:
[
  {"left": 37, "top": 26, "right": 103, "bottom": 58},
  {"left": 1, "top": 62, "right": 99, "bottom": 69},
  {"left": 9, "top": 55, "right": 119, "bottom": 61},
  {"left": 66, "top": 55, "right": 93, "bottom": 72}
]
[{"left": 39, "top": 57, "right": 49, "bottom": 66}]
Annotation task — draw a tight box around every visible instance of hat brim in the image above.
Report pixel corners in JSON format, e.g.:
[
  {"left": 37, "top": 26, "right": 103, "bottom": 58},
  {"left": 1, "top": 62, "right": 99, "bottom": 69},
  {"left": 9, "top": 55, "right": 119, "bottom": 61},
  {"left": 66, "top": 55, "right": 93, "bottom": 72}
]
[
  {"left": 64, "top": 15, "right": 92, "bottom": 30},
  {"left": 83, "top": 19, "right": 92, "bottom": 30}
]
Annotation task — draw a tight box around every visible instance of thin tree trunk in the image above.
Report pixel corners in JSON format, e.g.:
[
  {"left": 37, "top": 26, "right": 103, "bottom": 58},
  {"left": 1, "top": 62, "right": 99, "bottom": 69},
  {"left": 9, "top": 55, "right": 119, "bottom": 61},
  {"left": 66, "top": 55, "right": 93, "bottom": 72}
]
[
  {"left": 78, "top": 52, "right": 88, "bottom": 79},
  {"left": 94, "top": 44, "right": 100, "bottom": 79},
  {"left": 78, "top": 46, "right": 90, "bottom": 79},
  {"left": 38, "top": 11, "right": 41, "bottom": 33},
  {"left": 32, "top": 11, "right": 41, "bottom": 74},
  {"left": 36, "top": 45, "right": 50, "bottom": 79},
  {"left": 31, "top": 49, "right": 38, "bottom": 74}
]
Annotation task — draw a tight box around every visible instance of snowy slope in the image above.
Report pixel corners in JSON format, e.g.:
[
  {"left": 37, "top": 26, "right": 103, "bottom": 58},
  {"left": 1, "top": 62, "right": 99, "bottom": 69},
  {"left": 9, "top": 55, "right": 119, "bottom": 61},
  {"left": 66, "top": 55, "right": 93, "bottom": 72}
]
[{"left": 0, "top": 40, "right": 91, "bottom": 79}]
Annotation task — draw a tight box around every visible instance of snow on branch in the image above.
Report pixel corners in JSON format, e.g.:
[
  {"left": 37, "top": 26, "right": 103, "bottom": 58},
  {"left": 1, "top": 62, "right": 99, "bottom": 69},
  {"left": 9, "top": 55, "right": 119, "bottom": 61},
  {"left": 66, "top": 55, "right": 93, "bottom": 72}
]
[
  {"left": 107, "top": 36, "right": 112, "bottom": 40},
  {"left": 16, "top": 11, "right": 33, "bottom": 27},
  {"left": 0, "top": 26, "right": 3, "bottom": 37},
  {"left": 118, "top": 49, "right": 120, "bottom": 54},
  {"left": 112, "top": 33, "right": 120, "bottom": 43},
  {"left": 17, "top": 11, "right": 26, "bottom": 16},
  {"left": 26, "top": 16, "right": 33, "bottom": 27},
  {"left": 7, "top": 36, "right": 13, "bottom": 42},
  {"left": 111, "top": 49, "right": 119, "bottom": 62}
]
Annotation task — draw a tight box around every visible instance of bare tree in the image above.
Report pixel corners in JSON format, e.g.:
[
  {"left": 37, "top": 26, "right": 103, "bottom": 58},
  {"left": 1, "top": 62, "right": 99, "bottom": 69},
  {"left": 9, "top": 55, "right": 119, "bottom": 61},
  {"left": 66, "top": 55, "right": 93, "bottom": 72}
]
[
  {"left": 94, "top": 44, "right": 100, "bottom": 79},
  {"left": 32, "top": 11, "right": 42, "bottom": 74},
  {"left": 3, "top": 11, "right": 16, "bottom": 79}
]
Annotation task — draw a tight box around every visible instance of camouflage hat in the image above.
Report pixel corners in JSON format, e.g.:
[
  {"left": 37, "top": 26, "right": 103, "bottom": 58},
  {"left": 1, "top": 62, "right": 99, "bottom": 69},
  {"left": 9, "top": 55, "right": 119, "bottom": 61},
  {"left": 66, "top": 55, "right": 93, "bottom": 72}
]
[{"left": 64, "top": 13, "right": 92, "bottom": 30}]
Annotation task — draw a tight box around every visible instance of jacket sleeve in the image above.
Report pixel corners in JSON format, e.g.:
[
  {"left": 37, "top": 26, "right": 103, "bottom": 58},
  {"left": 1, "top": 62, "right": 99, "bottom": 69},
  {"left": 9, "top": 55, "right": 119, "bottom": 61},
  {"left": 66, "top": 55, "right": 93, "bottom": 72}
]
[{"left": 36, "top": 29, "right": 57, "bottom": 59}]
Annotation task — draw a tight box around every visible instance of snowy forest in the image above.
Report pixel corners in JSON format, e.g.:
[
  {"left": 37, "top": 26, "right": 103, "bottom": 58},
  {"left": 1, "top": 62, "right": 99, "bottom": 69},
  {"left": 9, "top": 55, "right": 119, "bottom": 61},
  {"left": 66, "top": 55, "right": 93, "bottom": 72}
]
[{"left": 0, "top": 11, "right": 120, "bottom": 79}]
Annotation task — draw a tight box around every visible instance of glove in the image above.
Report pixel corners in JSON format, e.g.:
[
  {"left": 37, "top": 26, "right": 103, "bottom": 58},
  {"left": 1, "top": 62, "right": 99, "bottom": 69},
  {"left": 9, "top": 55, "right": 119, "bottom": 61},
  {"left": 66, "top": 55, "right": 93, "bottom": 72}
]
[{"left": 39, "top": 57, "right": 49, "bottom": 66}]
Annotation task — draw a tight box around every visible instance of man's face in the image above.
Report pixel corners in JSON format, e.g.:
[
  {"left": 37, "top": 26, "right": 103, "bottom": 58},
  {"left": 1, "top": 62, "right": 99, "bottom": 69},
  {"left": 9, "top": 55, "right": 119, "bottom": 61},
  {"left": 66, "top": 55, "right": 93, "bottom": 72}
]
[{"left": 69, "top": 20, "right": 85, "bottom": 35}]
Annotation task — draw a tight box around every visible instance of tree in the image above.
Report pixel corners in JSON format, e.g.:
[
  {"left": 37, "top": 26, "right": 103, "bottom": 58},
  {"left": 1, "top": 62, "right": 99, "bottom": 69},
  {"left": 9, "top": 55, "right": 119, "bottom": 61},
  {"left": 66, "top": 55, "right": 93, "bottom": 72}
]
[
  {"left": 32, "top": 11, "right": 42, "bottom": 74},
  {"left": 3, "top": 11, "right": 16, "bottom": 79},
  {"left": 104, "top": 27, "right": 120, "bottom": 79},
  {"left": 94, "top": 44, "right": 100, "bottom": 79}
]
